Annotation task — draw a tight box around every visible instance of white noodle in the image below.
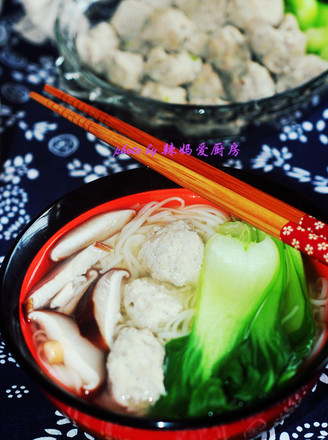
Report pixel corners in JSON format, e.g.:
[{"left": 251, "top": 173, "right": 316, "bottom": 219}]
[{"left": 309, "top": 276, "right": 328, "bottom": 355}]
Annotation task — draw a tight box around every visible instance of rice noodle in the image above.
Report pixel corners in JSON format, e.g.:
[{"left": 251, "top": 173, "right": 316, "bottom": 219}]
[{"left": 308, "top": 277, "right": 328, "bottom": 355}]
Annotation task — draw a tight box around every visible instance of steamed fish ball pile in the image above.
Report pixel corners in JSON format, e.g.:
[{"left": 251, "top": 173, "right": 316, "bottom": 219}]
[
  {"left": 107, "top": 327, "right": 165, "bottom": 411},
  {"left": 75, "top": 0, "right": 328, "bottom": 105},
  {"left": 138, "top": 220, "right": 204, "bottom": 287}
]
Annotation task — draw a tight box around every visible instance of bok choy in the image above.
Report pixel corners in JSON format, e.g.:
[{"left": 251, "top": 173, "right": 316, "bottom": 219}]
[
  {"left": 150, "top": 222, "right": 315, "bottom": 418},
  {"left": 284, "top": 0, "right": 328, "bottom": 60}
]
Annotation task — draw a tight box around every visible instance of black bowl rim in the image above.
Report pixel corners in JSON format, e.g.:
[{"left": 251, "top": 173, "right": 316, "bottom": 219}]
[{"left": 1, "top": 167, "right": 328, "bottom": 432}]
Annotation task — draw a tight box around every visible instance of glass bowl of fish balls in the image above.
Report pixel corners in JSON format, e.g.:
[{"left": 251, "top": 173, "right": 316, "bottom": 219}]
[
  {"left": 54, "top": 0, "right": 328, "bottom": 138},
  {"left": 1, "top": 167, "right": 328, "bottom": 440}
]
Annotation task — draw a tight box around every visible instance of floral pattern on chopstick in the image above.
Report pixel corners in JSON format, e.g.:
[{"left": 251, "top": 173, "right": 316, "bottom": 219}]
[
  {"left": 299, "top": 215, "right": 328, "bottom": 241},
  {"left": 281, "top": 222, "right": 328, "bottom": 263}
]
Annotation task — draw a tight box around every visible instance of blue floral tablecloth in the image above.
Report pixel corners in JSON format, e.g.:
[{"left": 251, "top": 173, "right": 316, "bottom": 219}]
[{"left": 1, "top": 2, "right": 328, "bottom": 440}]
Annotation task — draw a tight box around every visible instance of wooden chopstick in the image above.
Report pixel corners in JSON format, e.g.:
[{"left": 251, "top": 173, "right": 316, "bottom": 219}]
[
  {"left": 43, "top": 85, "right": 303, "bottom": 219},
  {"left": 43, "top": 85, "right": 328, "bottom": 243},
  {"left": 29, "top": 90, "right": 328, "bottom": 266}
]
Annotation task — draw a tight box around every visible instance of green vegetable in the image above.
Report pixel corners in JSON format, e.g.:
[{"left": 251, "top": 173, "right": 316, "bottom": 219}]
[
  {"left": 280, "top": 245, "right": 314, "bottom": 352},
  {"left": 285, "top": 0, "right": 319, "bottom": 29},
  {"left": 189, "top": 53, "right": 200, "bottom": 62},
  {"left": 316, "top": 2, "right": 328, "bottom": 27},
  {"left": 187, "top": 222, "right": 281, "bottom": 383},
  {"left": 320, "top": 44, "right": 328, "bottom": 60},
  {"left": 305, "top": 26, "right": 328, "bottom": 53},
  {"left": 150, "top": 222, "right": 315, "bottom": 418},
  {"left": 284, "top": 0, "right": 328, "bottom": 59}
]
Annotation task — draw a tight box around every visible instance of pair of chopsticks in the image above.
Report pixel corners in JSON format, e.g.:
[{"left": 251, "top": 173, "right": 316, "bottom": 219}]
[{"left": 30, "top": 85, "right": 328, "bottom": 266}]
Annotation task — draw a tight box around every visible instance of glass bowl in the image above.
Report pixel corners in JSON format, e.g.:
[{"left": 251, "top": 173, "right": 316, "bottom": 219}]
[
  {"left": 1, "top": 167, "right": 328, "bottom": 440},
  {"left": 53, "top": 0, "right": 328, "bottom": 139}
]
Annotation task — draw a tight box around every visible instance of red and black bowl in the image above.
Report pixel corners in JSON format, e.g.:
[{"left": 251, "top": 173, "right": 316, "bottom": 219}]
[{"left": 1, "top": 167, "right": 328, "bottom": 440}]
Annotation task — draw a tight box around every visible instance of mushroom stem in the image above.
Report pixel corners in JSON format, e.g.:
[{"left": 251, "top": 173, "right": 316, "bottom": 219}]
[
  {"left": 50, "top": 210, "right": 136, "bottom": 261},
  {"left": 43, "top": 340, "right": 64, "bottom": 364}
]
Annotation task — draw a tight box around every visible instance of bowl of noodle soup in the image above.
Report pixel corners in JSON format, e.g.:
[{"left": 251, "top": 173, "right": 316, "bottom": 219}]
[{"left": 1, "top": 167, "right": 328, "bottom": 440}]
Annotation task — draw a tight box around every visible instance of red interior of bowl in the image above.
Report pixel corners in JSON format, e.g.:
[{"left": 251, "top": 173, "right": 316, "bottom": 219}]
[{"left": 18, "top": 187, "right": 328, "bottom": 428}]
